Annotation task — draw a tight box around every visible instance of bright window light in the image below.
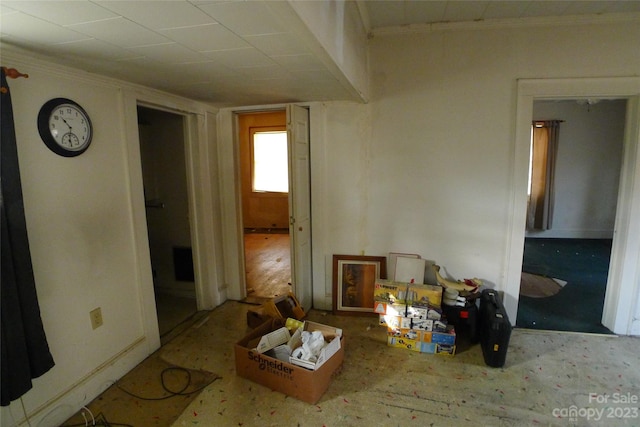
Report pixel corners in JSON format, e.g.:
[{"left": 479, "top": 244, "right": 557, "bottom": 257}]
[{"left": 253, "top": 131, "right": 288, "bottom": 193}]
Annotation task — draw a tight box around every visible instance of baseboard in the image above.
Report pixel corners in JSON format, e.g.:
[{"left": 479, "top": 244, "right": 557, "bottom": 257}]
[
  {"left": 525, "top": 229, "right": 614, "bottom": 239},
  {"left": 244, "top": 228, "right": 289, "bottom": 234},
  {"left": 14, "top": 337, "right": 149, "bottom": 427}
]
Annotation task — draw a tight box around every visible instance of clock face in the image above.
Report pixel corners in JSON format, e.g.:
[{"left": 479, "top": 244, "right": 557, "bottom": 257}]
[{"left": 38, "top": 98, "right": 93, "bottom": 157}]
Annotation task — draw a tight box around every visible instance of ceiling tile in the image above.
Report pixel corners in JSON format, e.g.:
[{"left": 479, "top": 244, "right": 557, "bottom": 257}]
[
  {"left": 1, "top": 12, "right": 88, "bottom": 45},
  {"left": 443, "top": 1, "right": 490, "bottom": 22},
  {"left": 244, "top": 32, "right": 307, "bottom": 57},
  {"left": 67, "top": 17, "right": 171, "bottom": 48},
  {"left": 291, "top": 69, "right": 341, "bottom": 85},
  {"left": 272, "top": 54, "right": 325, "bottom": 72},
  {"left": 165, "top": 60, "right": 237, "bottom": 81},
  {"left": 107, "top": 58, "right": 175, "bottom": 87},
  {"left": 49, "top": 38, "right": 143, "bottom": 61},
  {"left": 1, "top": 1, "right": 117, "bottom": 26},
  {"left": 234, "top": 64, "right": 291, "bottom": 80},
  {"left": 3, "top": 0, "right": 638, "bottom": 108},
  {"left": 0, "top": 5, "right": 19, "bottom": 16},
  {"left": 159, "top": 23, "right": 249, "bottom": 52},
  {"left": 196, "top": 1, "right": 285, "bottom": 36},
  {"left": 201, "top": 47, "right": 275, "bottom": 68},
  {"left": 95, "top": 0, "right": 215, "bottom": 30},
  {"left": 126, "top": 42, "right": 209, "bottom": 64}
]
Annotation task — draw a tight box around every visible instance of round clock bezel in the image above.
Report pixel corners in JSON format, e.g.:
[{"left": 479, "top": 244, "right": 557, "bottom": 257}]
[{"left": 37, "top": 98, "right": 93, "bottom": 157}]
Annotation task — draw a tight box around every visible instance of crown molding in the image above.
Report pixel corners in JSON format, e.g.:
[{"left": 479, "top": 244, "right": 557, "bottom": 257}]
[{"left": 371, "top": 12, "right": 640, "bottom": 37}]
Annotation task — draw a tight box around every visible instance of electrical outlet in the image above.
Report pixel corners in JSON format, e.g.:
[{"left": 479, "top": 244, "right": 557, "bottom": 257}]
[{"left": 90, "top": 307, "right": 103, "bottom": 330}]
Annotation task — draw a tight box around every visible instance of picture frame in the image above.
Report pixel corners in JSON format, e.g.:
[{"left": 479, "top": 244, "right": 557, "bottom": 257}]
[{"left": 332, "top": 255, "right": 387, "bottom": 314}]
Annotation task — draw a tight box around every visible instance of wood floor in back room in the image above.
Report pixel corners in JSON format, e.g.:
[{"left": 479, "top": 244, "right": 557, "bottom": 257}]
[{"left": 243, "top": 232, "right": 291, "bottom": 299}]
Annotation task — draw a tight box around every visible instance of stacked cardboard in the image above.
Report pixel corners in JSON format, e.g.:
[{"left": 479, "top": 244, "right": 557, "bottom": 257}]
[{"left": 374, "top": 280, "right": 456, "bottom": 355}]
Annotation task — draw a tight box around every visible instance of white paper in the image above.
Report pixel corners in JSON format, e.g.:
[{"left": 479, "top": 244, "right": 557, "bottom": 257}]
[{"left": 394, "top": 257, "right": 426, "bottom": 284}]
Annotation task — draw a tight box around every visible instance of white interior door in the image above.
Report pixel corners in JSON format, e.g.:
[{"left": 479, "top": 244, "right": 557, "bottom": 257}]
[{"left": 287, "top": 105, "right": 312, "bottom": 311}]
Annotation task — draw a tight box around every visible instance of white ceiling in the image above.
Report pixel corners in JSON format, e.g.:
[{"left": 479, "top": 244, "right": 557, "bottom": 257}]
[{"left": 2, "top": 1, "right": 639, "bottom": 107}]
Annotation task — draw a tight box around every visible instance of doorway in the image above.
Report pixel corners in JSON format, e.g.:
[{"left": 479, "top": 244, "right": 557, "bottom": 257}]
[
  {"left": 137, "top": 106, "right": 197, "bottom": 341},
  {"left": 505, "top": 77, "right": 640, "bottom": 336},
  {"left": 516, "top": 99, "right": 626, "bottom": 334},
  {"left": 238, "top": 111, "right": 292, "bottom": 300}
]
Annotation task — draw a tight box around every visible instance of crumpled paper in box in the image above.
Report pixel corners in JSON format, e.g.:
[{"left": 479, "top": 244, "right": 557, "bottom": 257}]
[{"left": 291, "top": 330, "right": 326, "bottom": 363}]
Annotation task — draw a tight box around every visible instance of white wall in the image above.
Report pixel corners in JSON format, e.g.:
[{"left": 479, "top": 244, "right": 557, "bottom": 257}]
[
  {"left": 310, "top": 19, "right": 640, "bottom": 325},
  {"left": 529, "top": 99, "right": 626, "bottom": 238},
  {"left": 0, "top": 50, "right": 216, "bottom": 426}
]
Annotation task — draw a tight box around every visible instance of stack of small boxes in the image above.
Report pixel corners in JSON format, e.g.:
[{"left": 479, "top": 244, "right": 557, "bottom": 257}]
[{"left": 374, "top": 280, "right": 456, "bottom": 355}]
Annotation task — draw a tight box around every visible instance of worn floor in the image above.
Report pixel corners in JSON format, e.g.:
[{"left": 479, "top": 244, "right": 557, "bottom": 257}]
[
  {"left": 154, "top": 291, "right": 199, "bottom": 345},
  {"left": 147, "top": 301, "right": 640, "bottom": 427},
  {"left": 243, "top": 232, "right": 291, "bottom": 299}
]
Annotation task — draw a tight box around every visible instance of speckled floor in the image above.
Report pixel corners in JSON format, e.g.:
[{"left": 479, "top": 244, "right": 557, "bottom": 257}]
[{"left": 156, "top": 301, "right": 640, "bottom": 427}]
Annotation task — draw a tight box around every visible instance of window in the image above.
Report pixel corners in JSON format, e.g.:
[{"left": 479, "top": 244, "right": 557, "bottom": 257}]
[{"left": 252, "top": 131, "right": 288, "bottom": 193}]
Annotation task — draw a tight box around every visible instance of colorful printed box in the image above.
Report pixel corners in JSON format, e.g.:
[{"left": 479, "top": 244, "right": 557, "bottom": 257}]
[
  {"left": 421, "top": 342, "right": 437, "bottom": 354},
  {"left": 387, "top": 335, "right": 421, "bottom": 352},
  {"left": 409, "top": 283, "right": 444, "bottom": 309},
  {"left": 431, "top": 329, "right": 456, "bottom": 346},
  {"left": 374, "top": 280, "right": 407, "bottom": 303},
  {"left": 435, "top": 344, "right": 456, "bottom": 356}
]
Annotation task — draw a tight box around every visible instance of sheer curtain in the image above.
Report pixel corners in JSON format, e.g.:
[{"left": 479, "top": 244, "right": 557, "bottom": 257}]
[{"left": 527, "top": 120, "right": 561, "bottom": 231}]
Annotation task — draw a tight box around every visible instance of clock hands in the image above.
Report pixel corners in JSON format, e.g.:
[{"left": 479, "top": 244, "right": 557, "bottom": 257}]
[{"left": 60, "top": 116, "right": 73, "bottom": 132}]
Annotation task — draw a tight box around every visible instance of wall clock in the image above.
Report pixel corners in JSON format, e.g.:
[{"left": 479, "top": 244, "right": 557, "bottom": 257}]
[{"left": 37, "top": 98, "right": 93, "bottom": 157}]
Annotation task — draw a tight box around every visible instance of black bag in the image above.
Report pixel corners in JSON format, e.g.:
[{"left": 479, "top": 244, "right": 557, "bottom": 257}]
[
  {"left": 442, "top": 300, "right": 479, "bottom": 344},
  {"left": 479, "top": 289, "right": 512, "bottom": 367}
]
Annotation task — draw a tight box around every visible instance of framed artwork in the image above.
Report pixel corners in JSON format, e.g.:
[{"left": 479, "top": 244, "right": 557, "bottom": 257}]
[{"left": 332, "top": 255, "right": 387, "bottom": 314}]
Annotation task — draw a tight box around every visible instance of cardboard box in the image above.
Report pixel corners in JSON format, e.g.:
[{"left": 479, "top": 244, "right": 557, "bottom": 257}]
[
  {"left": 421, "top": 342, "right": 437, "bottom": 354},
  {"left": 387, "top": 335, "right": 421, "bottom": 352},
  {"left": 435, "top": 343, "right": 456, "bottom": 356},
  {"left": 247, "top": 292, "right": 305, "bottom": 328},
  {"left": 409, "top": 283, "right": 444, "bottom": 309},
  {"left": 420, "top": 341, "right": 456, "bottom": 355},
  {"left": 235, "top": 320, "right": 344, "bottom": 404},
  {"left": 431, "top": 329, "right": 456, "bottom": 345},
  {"left": 373, "top": 281, "right": 443, "bottom": 316},
  {"left": 373, "top": 280, "right": 408, "bottom": 313}
]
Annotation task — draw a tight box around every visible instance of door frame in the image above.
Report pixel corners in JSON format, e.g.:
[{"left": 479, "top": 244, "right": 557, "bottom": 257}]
[
  {"left": 123, "top": 91, "right": 222, "bottom": 351},
  {"left": 217, "top": 104, "right": 313, "bottom": 305},
  {"left": 504, "top": 77, "right": 640, "bottom": 335}
]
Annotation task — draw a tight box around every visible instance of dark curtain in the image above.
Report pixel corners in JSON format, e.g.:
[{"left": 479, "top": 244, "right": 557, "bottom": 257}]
[{"left": 1, "top": 68, "right": 55, "bottom": 406}]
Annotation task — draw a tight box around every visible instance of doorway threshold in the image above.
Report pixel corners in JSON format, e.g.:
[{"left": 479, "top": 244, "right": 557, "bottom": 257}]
[
  {"left": 160, "top": 310, "right": 210, "bottom": 346},
  {"left": 244, "top": 228, "right": 289, "bottom": 234}
]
